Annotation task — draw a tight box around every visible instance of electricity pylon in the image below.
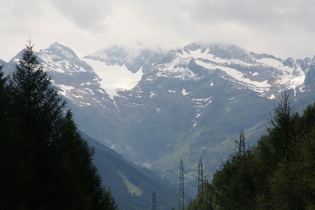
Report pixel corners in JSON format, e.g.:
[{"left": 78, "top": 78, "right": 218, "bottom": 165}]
[
  {"left": 151, "top": 190, "right": 156, "bottom": 210},
  {"left": 179, "top": 159, "right": 184, "bottom": 210},
  {"left": 239, "top": 130, "right": 246, "bottom": 155},
  {"left": 198, "top": 159, "right": 204, "bottom": 204}
]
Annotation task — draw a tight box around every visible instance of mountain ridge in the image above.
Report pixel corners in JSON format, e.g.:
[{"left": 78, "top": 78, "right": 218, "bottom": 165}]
[{"left": 2, "top": 42, "right": 315, "bottom": 197}]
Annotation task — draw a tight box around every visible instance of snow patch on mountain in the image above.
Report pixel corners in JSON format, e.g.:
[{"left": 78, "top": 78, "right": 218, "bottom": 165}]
[
  {"left": 79, "top": 102, "right": 91, "bottom": 106},
  {"left": 83, "top": 58, "right": 143, "bottom": 99},
  {"left": 256, "top": 57, "right": 305, "bottom": 90},
  {"left": 57, "top": 84, "right": 75, "bottom": 96},
  {"left": 257, "top": 58, "right": 284, "bottom": 68},
  {"left": 157, "top": 64, "right": 199, "bottom": 80},
  {"left": 150, "top": 91, "right": 157, "bottom": 98},
  {"left": 278, "top": 65, "right": 305, "bottom": 90},
  {"left": 182, "top": 88, "right": 190, "bottom": 96},
  {"left": 193, "top": 97, "right": 212, "bottom": 108},
  {"left": 179, "top": 47, "right": 252, "bottom": 66},
  {"left": 195, "top": 60, "right": 271, "bottom": 92}
]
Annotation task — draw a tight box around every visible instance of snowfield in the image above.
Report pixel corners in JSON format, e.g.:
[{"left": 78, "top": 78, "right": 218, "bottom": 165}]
[{"left": 83, "top": 58, "right": 143, "bottom": 99}]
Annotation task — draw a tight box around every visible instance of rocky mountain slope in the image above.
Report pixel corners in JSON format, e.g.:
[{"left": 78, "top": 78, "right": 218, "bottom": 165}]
[
  {"left": 81, "top": 132, "right": 178, "bottom": 210},
  {"left": 3, "top": 42, "right": 315, "bottom": 197}
]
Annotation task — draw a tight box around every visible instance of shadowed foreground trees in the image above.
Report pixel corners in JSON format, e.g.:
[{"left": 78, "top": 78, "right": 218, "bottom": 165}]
[
  {"left": 187, "top": 91, "right": 315, "bottom": 210},
  {"left": 0, "top": 42, "right": 116, "bottom": 209}
]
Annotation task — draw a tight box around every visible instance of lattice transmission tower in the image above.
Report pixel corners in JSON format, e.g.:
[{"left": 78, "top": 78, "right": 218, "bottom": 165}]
[
  {"left": 151, "top": 190, "right": 156, "bottom": 210},
  {"left": 198, "top": 159, "right": 204, "bottom": 204},
  {"left": 239, "top": 130, "right": 246, "bottom": 155},
  {"left": 179, "top": 159, "right": 185, "bottom": 210}
]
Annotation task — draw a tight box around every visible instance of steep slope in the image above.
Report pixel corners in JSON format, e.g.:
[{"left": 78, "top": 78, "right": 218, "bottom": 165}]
[
  {"left": 37, "top": 43, "right": 120, "bottom": 147},
  {"left": 81, "top": 132, "right": 179, "bottom": 210}
]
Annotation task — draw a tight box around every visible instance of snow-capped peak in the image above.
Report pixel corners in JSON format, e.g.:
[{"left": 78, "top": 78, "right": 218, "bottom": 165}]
[
  {"left": 152, "top": 43, "right": 306, "bottom": 98},
  {"left": 45, "top": 42, "right": 79, "bottom": 59},
  {"left": 38, "top": 43, "right": 93, "bottom": 74}
]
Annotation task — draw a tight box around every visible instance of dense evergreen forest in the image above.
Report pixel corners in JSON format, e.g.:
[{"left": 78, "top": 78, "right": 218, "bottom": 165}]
[
  {"left": 187, "top": 91, "right": 315, "bottom": 209},
  {"left": 0, "top": 42, "right": 117, "bottom": 209}
]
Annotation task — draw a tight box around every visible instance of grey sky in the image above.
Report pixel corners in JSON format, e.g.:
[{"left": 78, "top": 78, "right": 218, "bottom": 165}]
[{"left": 1, "top": 0, "right": 315, "bottom": 61}]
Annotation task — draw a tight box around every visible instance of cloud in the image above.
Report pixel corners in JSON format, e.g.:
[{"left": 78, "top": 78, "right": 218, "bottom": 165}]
[
  {"left": 47, "top": 0, "right": 114, "bottom": 31},
  {"left": 1, "top": 0, "right": 315, "bottom": 61}
]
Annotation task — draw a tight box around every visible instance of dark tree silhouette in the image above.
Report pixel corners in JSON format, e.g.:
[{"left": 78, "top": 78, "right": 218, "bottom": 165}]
[{"left": 0, "top": 41, "right": 117, "bottom": 209}]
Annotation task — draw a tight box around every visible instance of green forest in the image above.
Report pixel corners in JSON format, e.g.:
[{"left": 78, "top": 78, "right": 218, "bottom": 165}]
[
  {"left": 0, "top": 42, "right": 117, "bottom": 209},
  {"left": 187, "top": 92, "right": 315, "bottom": 209}
]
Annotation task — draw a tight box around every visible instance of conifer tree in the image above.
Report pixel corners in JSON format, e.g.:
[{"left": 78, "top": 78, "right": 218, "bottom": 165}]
[
  {"left": 0, "top": 64, "right": 10, "bottom": 207},
  {"left": 267, "top": 90, "right": 298, "bottom": 161},
  {"left": 0, "top": 41, "right": 117, "bottom": 209},
  {"left": 9, "top": 40, "right": 66, "bottom": 146},
  {"left": 0, "top": 65, "right": 6, "bottom": 119},
  {"left": 6, "top": 41, "right": 66, "bottom": 208},
  {"left": 52, "top": 111, "right": 117, "bottom": 209}
]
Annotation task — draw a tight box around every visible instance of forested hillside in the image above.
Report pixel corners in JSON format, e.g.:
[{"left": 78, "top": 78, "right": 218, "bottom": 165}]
[
  {"left": 187, "top": 91, "right": 315, "bottom": 209},
  {"left": 0, "top": 42, "right": 116, "bottom": 209}
]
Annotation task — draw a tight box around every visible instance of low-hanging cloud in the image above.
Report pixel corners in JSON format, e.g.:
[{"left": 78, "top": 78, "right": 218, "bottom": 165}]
[{"left": 1, "top": 0, "right": 315, "bottom": 60}]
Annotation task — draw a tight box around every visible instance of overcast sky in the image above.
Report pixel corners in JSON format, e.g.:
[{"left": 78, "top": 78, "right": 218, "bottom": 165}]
[{"left": 1, "top": 0, "right": 315, "bottom": 61}]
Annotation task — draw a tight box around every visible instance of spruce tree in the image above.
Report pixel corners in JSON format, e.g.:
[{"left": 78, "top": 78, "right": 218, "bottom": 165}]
[
  {"left": 6, "top": 41, "right": 66, "bottom": 208},
  {"left": 0, "top": 64, "right": 10, "bottom": 207},
  {"left": 52, "top": 111, "right": 117, "bottom": 209},
  {"left": 0, "top": 65, "right": 6, "bottom": 120},
  {"left": 1, "top": 41, "right": 117, "bottom": 209},
  {"left": 9, "top": 40, "right": 66, "bottom": 146},
  {"left": 267, "top": 90, "right": 298, "bottom": 161}
]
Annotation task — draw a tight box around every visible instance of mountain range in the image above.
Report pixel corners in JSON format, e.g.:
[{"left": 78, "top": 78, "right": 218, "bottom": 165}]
[{"left": 2, "top": 42, "right": 315, "bottom": 205}]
